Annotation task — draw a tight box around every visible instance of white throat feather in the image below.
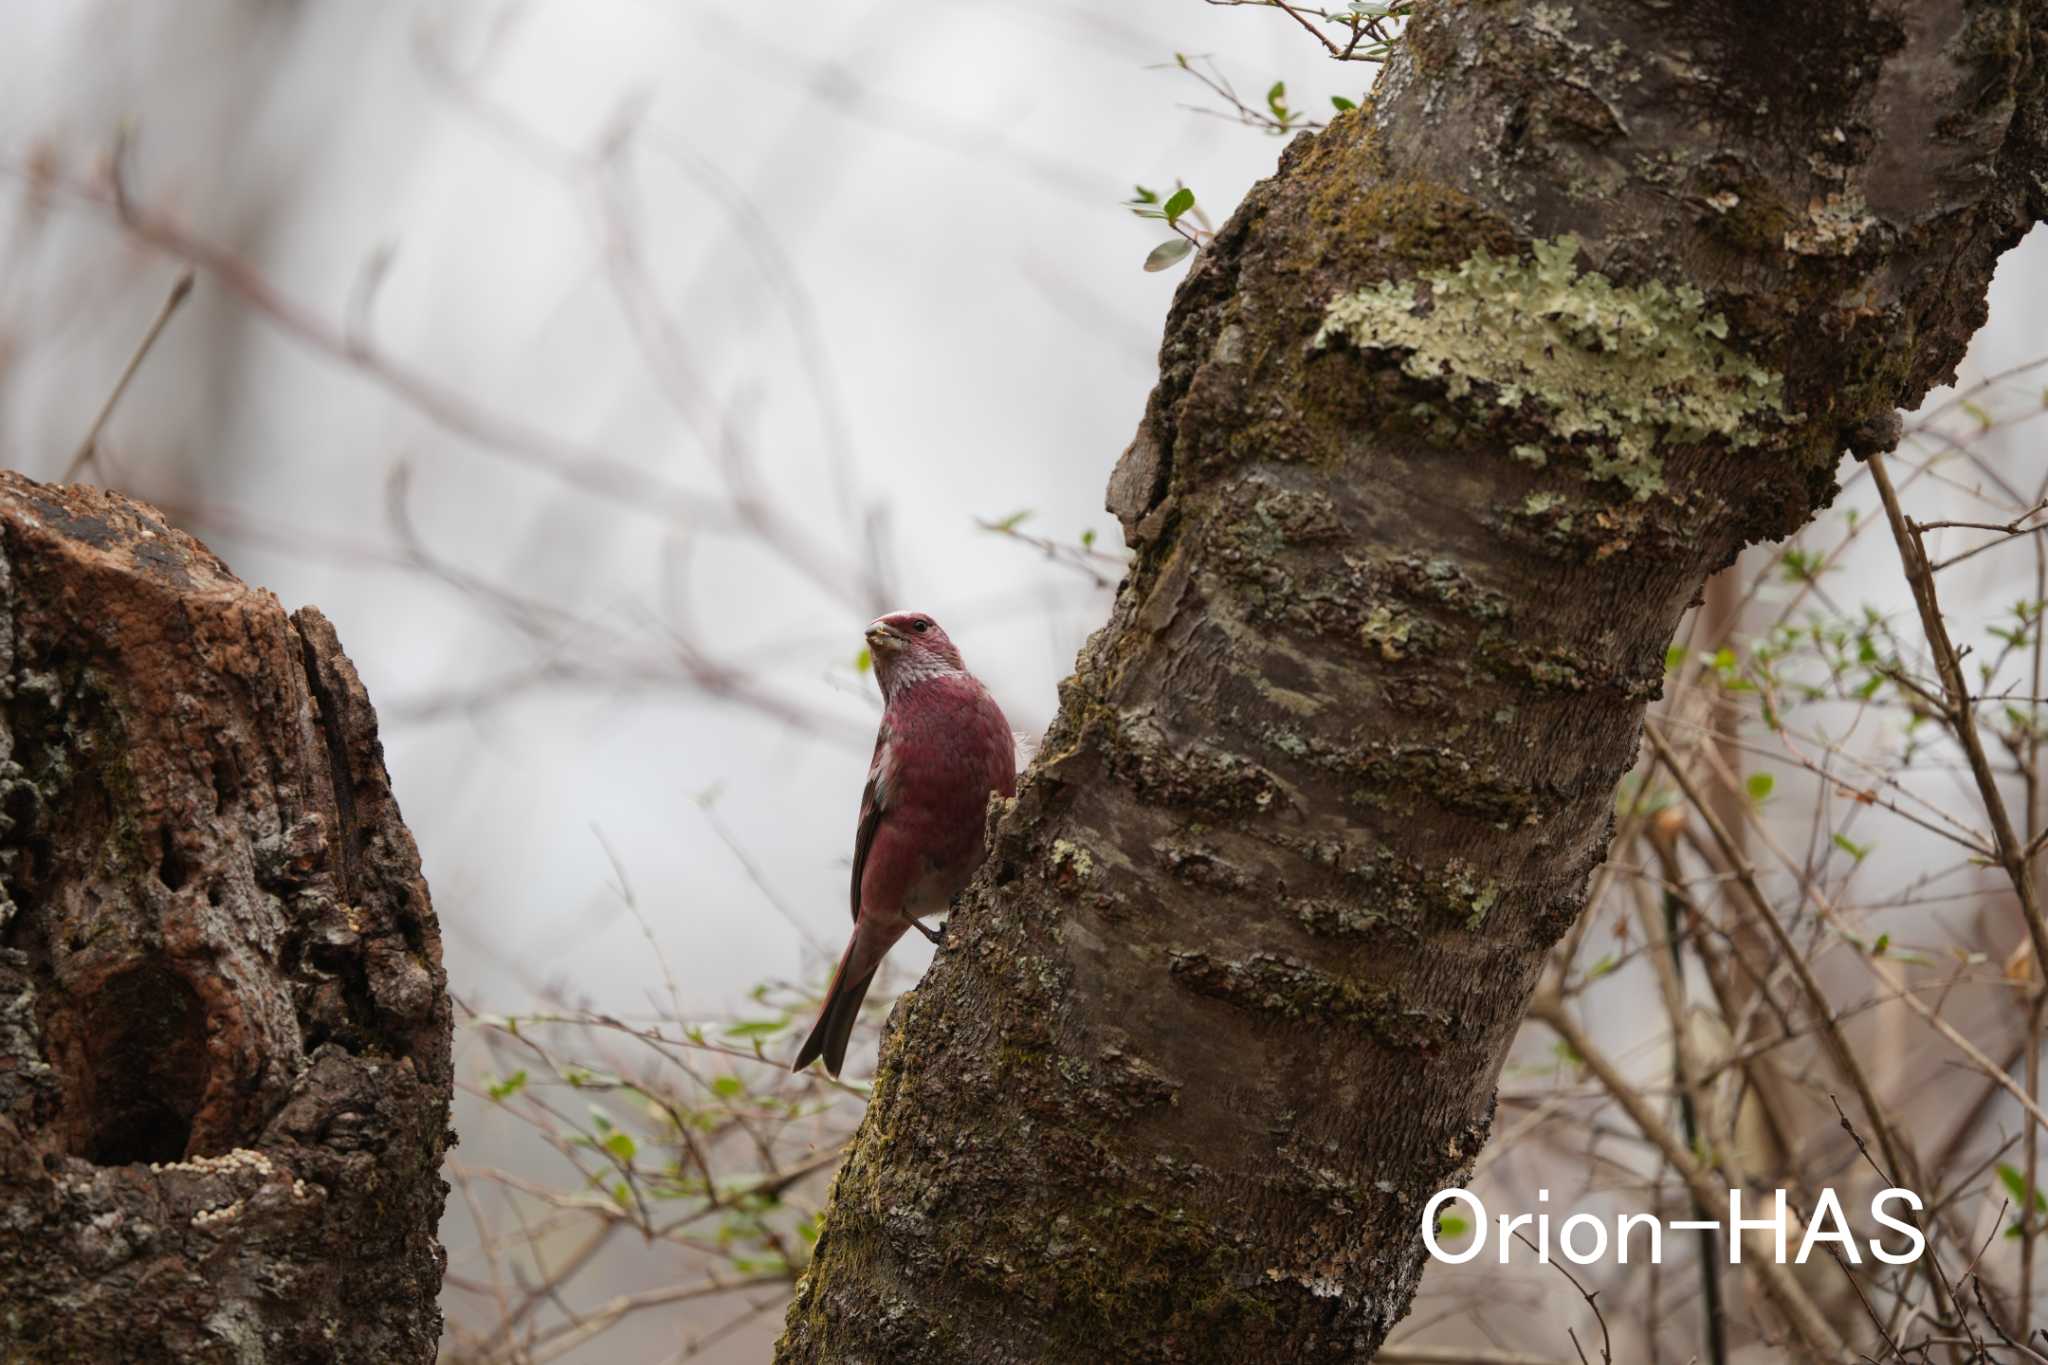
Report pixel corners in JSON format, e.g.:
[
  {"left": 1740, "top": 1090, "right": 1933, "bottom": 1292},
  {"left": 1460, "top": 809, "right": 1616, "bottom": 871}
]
[{"left": 880, "top": 649, "right": 963, "bottom": 700}]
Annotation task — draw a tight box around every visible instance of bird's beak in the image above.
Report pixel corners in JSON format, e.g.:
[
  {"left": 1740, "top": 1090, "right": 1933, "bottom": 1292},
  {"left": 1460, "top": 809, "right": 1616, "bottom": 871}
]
[{"left": 865, "top": 623, "right": 902, "bottom": 653}]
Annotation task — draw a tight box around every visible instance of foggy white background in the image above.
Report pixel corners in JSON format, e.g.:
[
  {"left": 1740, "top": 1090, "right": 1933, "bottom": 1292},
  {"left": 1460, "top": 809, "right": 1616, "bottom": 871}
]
[
  {"left": 0, "top": 0, "right": 1344, "bottom": 1010},
  {"left": 1, "top": 2, "right": 2043, "bottom": 1360}
]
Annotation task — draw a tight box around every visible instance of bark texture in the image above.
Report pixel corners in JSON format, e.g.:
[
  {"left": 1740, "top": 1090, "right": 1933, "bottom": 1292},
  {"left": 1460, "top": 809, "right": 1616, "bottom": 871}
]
[
  {"left": 781, "top": 4, "right": 2048, "bottom": 1361},
  {"left": 0, "top": 474, "right": 451, "bottom": 1362}
]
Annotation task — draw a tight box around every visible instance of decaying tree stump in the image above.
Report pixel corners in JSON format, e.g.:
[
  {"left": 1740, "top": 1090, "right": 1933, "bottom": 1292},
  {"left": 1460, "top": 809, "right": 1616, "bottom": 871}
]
[{"left": 0, "top": 473, "right": 451, "bottom": 1363}]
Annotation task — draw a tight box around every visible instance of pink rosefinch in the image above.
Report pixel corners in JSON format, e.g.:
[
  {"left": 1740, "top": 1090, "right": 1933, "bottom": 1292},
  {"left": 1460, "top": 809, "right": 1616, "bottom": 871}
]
[{"left": 792, "top": 611, "right": 1017, "bottom": 1077}]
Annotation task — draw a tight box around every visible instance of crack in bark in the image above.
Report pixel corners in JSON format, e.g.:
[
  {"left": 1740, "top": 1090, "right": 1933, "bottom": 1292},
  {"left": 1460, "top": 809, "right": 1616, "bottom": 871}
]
[{"left": 297, "top": 620, "right": 359, "bottom": 912}]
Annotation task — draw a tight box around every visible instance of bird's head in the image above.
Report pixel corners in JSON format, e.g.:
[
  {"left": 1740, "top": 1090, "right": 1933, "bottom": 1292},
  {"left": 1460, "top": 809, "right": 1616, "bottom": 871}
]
[{"left": 865, "top": 610, "right": 965, "bottom": 694}]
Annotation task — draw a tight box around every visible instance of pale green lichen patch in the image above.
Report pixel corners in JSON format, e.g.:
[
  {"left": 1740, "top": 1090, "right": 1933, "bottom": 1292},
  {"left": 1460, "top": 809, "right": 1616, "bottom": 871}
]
[
  {"left": 1359, "top": 606, "right": 1414, "bottom": 660},
  {"left": 1314, "top": 236, "right": 1787, "bottom": 498},
  {"left": 1456, "top": 870, "right": 1501, "bottom": 930},
  {"left": 1049, "top": 838, "right": 1096, "bottom": 881},
  {"left": 1782, "top": 190, "right": 1876, "bottom": 256}
]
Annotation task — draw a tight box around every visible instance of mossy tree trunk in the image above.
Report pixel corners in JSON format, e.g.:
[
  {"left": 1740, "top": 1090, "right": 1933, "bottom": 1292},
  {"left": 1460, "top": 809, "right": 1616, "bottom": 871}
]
[
  {"left": 779, "top": 3, "right": 2048, "bottom": 1362},
  {"left": 0, "top": 474, "right": 452, "bottom": 1362}
]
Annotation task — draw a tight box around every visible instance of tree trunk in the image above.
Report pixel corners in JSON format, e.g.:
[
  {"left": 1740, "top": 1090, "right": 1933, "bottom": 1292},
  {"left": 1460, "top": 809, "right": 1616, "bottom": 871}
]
[
  {"left": 0, "top": 474, "right": 452, "bottom": 1362},
  {"left": 781, "top": 3, "right": 2048, "bottom": 1362}
]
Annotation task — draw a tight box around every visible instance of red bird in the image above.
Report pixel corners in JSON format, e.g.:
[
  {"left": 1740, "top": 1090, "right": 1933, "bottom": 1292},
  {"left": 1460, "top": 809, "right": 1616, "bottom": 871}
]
[{"left": 792, "top": 611, "right": 1017, "bottom": 1077}]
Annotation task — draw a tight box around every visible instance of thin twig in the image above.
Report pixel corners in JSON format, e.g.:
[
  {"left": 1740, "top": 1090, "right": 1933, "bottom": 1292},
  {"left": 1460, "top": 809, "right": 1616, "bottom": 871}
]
[
  {"left": 1510, "top": 1229, "right": 1612, "bottom": 1365},
  {"left": 1528, "top": 992, "right": 1850, "bottom": 1362},
  {"left": 60, "top": 267, "right": 194, "bottom": 483},
  {"left": 1874, "top": 454, "right": 2048, "bottom": 982},
  {"left": 1644, "top": 724, "right": 1934, "bottom": 1219}
]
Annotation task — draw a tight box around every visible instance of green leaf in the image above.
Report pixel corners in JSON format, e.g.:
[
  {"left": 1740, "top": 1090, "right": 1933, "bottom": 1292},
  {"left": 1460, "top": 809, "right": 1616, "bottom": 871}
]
[
  {"left": 1266, "top": 81, "right": 1288, "bottom": 118},
  {"left": 711, "top": 1074, "right": 745, "bottom": 1099},
  {"left": 1871, "top": 932, "right": 1890, "bottom": 956},
  {"left": 1130, "top": 184, "right": 1159, "bottom": 205},
  {"left": 1998, "top": 1163, "right": 2048, "bottom": 1213},
  {"left": 724, "top": 1018, "right": 788, "bottom": 1038},
  {"left": 731, "top": 1254, "right": 791, "bottom": 1275},
  {"left": 486, "top": 1069, "right": 528, "bottom": 1101},
  {"left": 1163, "top": 187, "right": 1195, "bottom": 223},
  {"left": 1437, "top": 1214, "right": 1470, "bottom": 1239},
  {"left": 1832, "top": 832, "right": 1873, "bottom": 863},
  {"left": 853, "top": 647, "right": 871, "bottom": 674},
  {"left": 1780, "top": 548, "right": 1823, "bottom": 582},
  {"left": 1588, "top": 954, "right": 1618, "bottom": 979},
  {"left": 1665, "top": 645, "right": 1688, "bottom": 672},
  {"left": 987, "top": 508, "right": 1034, "bottom": 532},
  {"left": 604, "top": 1131, "right": 637, "bottom": 1162},
  {"left": 1331, "top": 95, "right": 1357, "bottom": 112},
  {"left": 1144, "top": 238, "right": 1195, "bottom": 272},
  {"left": 1746, "top": 772, "right": 1774, "bottom": 802},
  {"left": 1080, "top": 528, "right": 1097, "bottom": 549}
]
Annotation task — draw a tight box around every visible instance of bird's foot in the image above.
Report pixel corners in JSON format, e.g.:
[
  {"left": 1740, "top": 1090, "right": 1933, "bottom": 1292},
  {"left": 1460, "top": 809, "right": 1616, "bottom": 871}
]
[{"left": 909, "top": 916, "right": 945, "bottom": 945}]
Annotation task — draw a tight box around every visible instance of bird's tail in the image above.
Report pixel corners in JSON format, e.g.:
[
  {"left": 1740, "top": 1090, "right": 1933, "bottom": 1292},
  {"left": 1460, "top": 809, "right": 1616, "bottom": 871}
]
[{"left": 792, "top": 936, "right": 883, "bottom": 1078}]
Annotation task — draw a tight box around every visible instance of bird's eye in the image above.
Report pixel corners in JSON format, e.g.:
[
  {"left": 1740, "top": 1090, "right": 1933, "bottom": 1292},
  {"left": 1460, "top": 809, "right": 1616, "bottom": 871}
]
[{"left": 911, "top": 619, "right": 930, "bottom": 633}]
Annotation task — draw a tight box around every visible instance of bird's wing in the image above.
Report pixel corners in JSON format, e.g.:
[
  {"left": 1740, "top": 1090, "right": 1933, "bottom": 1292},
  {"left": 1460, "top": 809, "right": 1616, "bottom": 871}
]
[{"left": 850, "top": 722, "right": 892, "bottom": 920}]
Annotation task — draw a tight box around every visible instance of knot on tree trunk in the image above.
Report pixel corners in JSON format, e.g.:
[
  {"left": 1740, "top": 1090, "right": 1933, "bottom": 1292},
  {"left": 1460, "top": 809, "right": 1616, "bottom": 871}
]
[{"left": 0, "top": 473, "right": 451, "bottom": 1363}]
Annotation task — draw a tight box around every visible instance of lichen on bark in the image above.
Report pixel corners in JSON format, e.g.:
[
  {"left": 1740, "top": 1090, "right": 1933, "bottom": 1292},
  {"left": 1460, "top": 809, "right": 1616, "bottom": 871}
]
[{"left": 1314, "top": 235, "right": 1789, "bottom": 498}]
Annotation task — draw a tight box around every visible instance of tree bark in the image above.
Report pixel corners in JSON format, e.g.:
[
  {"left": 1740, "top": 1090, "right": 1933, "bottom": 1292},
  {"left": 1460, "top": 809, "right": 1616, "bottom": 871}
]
[
  {"left": 0, "top": 474, "right": 452, "bottom": 1362},
  {"left": 779, "top": 4, "right": 2048, "bottom": 1362}
]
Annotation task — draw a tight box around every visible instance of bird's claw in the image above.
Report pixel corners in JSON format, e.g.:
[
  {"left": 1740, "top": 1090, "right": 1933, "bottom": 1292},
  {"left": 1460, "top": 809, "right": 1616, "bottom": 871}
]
[{"left": 909, "top": 916, "right": 945, "bottom": 945}]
